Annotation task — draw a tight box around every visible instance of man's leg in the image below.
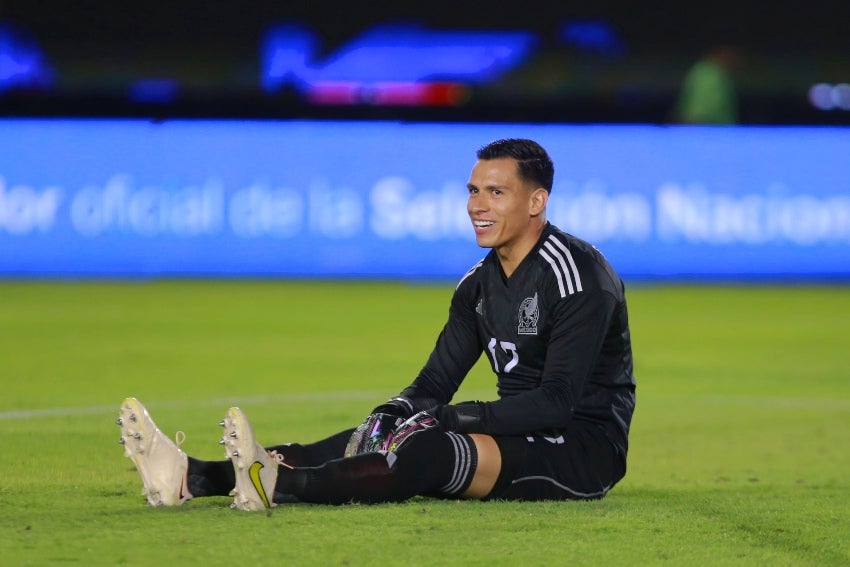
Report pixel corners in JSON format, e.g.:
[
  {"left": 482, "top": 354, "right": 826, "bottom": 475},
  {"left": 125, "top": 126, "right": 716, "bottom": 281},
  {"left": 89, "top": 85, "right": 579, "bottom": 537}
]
[
  {"left": 266, "top": 428, "right": 354, "bottom": 467},
  {"left": 272, "top": 428, "right": 511, "bottom": 505},
  {"left": 272, "top": 428, "right": 476, "bottom": 505},
  {"left": 118, "top": 399, "right": 507, "bottom": 508},
  {"left": 275, "top": 429, "right": 464, "bottom": 504},
  {"left": 187, "top": 428, "right": 355, "bottom": 498},
  {"left": 225, "top": 406, "right": 492, "bottom": 507}
]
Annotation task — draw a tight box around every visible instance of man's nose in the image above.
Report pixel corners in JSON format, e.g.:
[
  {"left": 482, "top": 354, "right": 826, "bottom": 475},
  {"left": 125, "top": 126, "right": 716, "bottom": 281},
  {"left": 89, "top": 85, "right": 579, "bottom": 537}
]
[{"left": 468, "top": 194, "right": 486, "bottom": 212}]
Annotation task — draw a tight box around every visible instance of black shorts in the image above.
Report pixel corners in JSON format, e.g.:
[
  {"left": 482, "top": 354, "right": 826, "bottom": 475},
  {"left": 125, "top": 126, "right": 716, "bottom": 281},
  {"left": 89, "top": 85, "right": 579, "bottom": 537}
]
[{"left": 487, "top": 423, "right": 626, "bottom": 501}]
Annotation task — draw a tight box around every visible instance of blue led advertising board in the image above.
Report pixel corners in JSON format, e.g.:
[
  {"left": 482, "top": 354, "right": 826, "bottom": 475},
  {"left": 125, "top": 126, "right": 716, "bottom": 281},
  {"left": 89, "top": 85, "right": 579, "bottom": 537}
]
[{"left": 1, "top": 119, "right": 848, "bottom": 279}]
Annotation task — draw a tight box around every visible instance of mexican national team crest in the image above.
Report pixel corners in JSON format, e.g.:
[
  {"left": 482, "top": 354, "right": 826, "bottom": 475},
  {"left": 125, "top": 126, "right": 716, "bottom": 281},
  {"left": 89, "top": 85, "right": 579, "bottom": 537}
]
[{"left": 517, "top": 292, "right": 539, "bottom": 335}]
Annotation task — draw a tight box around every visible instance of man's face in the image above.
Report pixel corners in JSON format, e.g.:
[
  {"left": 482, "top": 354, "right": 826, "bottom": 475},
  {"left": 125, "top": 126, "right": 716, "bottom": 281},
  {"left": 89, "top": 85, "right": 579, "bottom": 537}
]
[{"left": 466, "top": 157, "right": 538, "bottom": 251}]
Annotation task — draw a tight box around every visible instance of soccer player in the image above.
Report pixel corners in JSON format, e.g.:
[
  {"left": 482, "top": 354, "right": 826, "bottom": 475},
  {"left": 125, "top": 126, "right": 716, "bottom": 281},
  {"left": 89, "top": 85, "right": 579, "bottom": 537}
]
[{"left": 117, "top": 138, "right": 636, "bottom": 509}]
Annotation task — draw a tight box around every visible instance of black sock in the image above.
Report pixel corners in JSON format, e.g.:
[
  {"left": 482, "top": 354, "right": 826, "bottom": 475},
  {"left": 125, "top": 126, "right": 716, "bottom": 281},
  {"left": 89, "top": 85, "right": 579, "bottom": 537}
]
[
  {"left": 185, "top": 428, "right": 356, "bottom": 498},
  {"left": 266, "top": 428, "right": 354, "bottom": 467},
  {"left": 187, "top": 457, "right": 235, "bottom": 497},
  {"left": 273, "top": 428, "right": 476, "bottom": 505}
]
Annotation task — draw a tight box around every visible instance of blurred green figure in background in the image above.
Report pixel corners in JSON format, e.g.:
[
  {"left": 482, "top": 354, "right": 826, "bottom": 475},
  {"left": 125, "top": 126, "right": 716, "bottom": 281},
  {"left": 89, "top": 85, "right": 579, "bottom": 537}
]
[{"left": 675, "top": 46, "right": 741, "bottom": 125}]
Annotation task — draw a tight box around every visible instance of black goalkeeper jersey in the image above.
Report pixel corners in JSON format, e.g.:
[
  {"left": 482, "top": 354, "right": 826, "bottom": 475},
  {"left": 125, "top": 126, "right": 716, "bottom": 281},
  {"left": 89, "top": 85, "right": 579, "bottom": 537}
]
[{"left": 400, "top": 222, "right": 636, "bottom": 453}]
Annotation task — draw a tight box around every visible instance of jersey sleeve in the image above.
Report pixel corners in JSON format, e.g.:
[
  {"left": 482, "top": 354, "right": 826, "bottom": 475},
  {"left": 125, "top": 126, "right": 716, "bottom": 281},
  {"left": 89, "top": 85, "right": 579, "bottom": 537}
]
[
  {"left": 397, "top": 274, "right": 483, "bottom": 410},
  {"left": 470, "top": 283, "right": 618, "bottom": 436}
]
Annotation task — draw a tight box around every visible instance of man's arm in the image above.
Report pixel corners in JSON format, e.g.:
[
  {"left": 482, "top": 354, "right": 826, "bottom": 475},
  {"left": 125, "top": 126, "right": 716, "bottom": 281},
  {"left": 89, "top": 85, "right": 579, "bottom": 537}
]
[
  {"left": 377, "top": 281, "right": 483, "bottom": 417},
  {"left": 441, "top": 289, "right": 617, "bottom": 435}
]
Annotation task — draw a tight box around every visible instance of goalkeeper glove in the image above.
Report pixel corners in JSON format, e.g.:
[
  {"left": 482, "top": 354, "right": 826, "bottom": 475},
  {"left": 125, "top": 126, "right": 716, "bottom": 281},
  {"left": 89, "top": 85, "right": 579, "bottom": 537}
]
[
  {"left": 428, "top": 402, "right": 484, "bottom": 433},
  {"left": 370, "top": 396, "right": 415, "bottom": 420},
  {"left": 379, "top": 401, "right": 484, "bottom": 453},
  {"left": 344, "top": 397, "right": 415, "bottom": 457},
  {"left": 344, "top": 413, "right": 401, "bottom": 457}
]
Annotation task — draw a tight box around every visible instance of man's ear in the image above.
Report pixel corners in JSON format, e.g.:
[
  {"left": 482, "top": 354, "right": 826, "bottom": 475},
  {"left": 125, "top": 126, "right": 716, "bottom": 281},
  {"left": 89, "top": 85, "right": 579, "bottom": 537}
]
[{"left": 529, "top": 188, "right": 548, "bottom": 217}]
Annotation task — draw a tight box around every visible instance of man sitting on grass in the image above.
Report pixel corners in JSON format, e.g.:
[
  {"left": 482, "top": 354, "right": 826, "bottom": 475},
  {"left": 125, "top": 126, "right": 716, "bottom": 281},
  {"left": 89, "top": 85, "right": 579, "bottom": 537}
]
[{"left": 117, "top": 138, "right": 636, "bottom": 509}]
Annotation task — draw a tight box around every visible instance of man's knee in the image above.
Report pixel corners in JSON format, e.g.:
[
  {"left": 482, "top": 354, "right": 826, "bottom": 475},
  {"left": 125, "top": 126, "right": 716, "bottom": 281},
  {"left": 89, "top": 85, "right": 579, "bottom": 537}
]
[
  {"left": 393, "top": 428, "right": 481, "bottom": 498},
  {"left": 462, "top": 434, "right": 501, "bottom": 499}
]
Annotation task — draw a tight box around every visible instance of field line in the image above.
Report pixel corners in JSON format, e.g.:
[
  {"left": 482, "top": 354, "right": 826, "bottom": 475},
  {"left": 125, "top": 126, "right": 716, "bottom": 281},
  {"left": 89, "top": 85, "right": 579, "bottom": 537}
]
[
  {"left": 0, "top": 390, "right": 392, "bottom": 421},
  {"left": 9, "top": 391, "right": 842, "bottom": 421}
]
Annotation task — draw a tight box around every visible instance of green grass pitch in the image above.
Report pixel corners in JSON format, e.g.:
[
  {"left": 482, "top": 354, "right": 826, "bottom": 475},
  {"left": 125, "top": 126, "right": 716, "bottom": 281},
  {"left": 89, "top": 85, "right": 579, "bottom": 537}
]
[{"left": 0, "top": 280, "right": 848, "bottom": 565}]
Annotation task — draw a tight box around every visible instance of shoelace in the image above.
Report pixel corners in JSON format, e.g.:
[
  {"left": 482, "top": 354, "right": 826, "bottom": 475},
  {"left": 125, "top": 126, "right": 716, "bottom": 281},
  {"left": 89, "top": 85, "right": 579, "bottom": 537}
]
[{"left": 268, "top": 449, "right": 294, "bottom": 469}]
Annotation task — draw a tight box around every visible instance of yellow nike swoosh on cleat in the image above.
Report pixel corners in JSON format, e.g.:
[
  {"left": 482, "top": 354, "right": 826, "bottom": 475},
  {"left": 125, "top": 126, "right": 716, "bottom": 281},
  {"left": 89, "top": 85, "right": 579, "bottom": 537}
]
[
  {"left": 178, "top": 474, "right": 187, "bottom": 502},
  {"left": 248, "top": 461, "right": 271, "bottom": 509}
]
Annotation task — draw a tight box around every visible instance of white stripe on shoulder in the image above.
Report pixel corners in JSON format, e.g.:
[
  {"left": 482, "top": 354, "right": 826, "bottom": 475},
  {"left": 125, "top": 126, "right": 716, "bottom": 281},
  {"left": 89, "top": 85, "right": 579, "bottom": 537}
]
[
  {"left": 456, "top": 259, "right": 484, "bottom": 290},
  {"left": 539, "top": 248, "right": 567, "bottom": 298},
  {"left": 548, "top": 236, "right": 583, "bottom": 292},
  {"left": 540, "top": 235, "right": 583, "bottom": 297},
  {"left": 542, "top": 240, "right": 575, "bottom": 296}
]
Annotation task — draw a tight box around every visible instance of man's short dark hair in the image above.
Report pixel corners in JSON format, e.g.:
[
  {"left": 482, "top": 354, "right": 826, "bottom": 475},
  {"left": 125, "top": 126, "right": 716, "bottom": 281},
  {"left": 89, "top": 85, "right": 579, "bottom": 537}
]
[{"left": 477, "top": 138, "right": 554, "bottom": 193}]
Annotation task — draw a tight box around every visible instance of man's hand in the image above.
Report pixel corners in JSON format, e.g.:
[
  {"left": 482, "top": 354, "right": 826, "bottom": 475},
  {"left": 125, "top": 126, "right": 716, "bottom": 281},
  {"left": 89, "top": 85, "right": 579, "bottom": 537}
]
[
  {"left": 428, "top": 402, "right": 484, "bottom": 434},
  {"left": 370, "top": 396, "right": 414, "bottom": 420},
  {"left": 343, "top": 413, "right": 403, "bottom": 457},
  {"left": 378, "top": 401, "right": 485, "bottom": 453},
  {"left": 345, "top": 397, "right": 421, "bottom": 457}
]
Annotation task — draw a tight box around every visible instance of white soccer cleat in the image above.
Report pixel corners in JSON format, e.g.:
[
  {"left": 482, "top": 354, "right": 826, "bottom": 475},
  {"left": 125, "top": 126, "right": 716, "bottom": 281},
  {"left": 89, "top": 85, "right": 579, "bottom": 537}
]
[
  {"left": 221, "top": 407, "right": 280, "bottom": 512},
  {"left": 117, "top": 397, "right": 191, "bottom": 506}
]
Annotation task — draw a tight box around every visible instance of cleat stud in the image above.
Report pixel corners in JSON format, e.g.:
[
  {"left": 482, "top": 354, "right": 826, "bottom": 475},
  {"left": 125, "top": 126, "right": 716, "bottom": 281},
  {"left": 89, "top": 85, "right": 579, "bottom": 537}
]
[
  {"left": 119, "top": 437, "right": 126, "bottom": 444},
  {"left": 232, "top": 450, "right": 239, "bottom": 457},
  {"left": 218, "top": 438, "right": 226, "bottom": 445},
  {"left": 116, "top": 418, "right": 123, "bottom": 426},
  {"left": 129, "top": 414, "right": 137, "bottom": 422},
  {"left": 133, "top": 432, "right": 142, "bottom": 440},
  {"left": 229, "top": 431, "right": 238, "bottom": 438},
  {"left": 219, "top": 420, "right": 226, "bottom": 427}
]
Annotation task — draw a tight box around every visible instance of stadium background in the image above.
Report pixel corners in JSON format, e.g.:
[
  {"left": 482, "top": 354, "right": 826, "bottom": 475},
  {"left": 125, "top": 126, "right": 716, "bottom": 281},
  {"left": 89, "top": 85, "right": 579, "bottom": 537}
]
[
  {"left": 3, "top": 0, "right": 850, "bottom": 124},
  {"left": 1, "top": 0, "right": 849, "bottom": 279}
]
